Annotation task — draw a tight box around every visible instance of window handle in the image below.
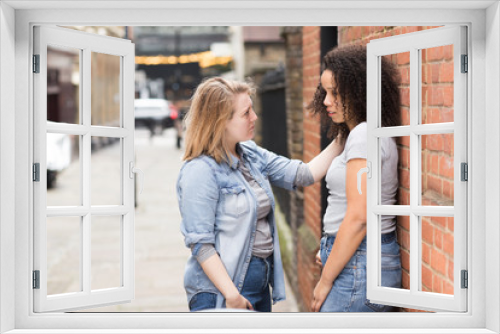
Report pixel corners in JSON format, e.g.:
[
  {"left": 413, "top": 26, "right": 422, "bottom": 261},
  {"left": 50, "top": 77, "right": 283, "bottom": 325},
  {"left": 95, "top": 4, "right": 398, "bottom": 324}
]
[
  {"left": 129, "top": 161, "right": 144, "bottom": 194},
  {"left": 357, "top": 162, "right": 371, "bottom": 195}
]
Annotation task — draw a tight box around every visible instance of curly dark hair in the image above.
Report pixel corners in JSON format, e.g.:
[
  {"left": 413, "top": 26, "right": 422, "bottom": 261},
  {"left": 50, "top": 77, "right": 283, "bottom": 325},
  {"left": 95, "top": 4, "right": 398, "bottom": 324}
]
[{"left": 307, "top": 44, "right": 401, "bottom": 143}]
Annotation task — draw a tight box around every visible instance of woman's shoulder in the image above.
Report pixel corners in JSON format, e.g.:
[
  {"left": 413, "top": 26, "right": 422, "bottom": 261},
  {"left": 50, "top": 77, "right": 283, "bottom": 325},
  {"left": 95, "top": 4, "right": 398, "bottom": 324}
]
[
  {"left": 349, "top": 122, "right": 367, "bottom": 137},
  {"left": 346, "top": 122, "right": 367, "bottom": 146},
  {"left": 181, "top": 155, "right": 221, "bottom": 175}
]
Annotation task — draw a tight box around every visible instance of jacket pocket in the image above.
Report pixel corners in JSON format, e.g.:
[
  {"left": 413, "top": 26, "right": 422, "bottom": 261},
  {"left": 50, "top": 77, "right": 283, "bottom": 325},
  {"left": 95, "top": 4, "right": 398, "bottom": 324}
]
[{"left": 220, "top": 185, "right": 250, "bottom": 218}]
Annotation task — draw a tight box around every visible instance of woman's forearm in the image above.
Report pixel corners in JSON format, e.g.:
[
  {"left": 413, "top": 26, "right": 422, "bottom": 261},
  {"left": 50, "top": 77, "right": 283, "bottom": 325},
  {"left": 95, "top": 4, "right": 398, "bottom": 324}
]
[
  {"left": 320, "top": 216, "right": 366, "bottom": 284},
  {"left": 199, "top": 253, "right": 253, "bottom": 309},
  {"left": 307, "top": 138, "right": 344, "bottom": 182},
  {"left": 200, "top": 253, "right": 239, "bottom": 300}
]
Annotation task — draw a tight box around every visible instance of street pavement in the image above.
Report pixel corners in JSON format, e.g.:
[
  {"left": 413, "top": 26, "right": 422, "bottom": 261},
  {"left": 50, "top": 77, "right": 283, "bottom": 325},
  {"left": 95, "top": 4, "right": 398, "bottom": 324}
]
[{"left": 47, "top": 128, "right": 298, "bottom": 312}]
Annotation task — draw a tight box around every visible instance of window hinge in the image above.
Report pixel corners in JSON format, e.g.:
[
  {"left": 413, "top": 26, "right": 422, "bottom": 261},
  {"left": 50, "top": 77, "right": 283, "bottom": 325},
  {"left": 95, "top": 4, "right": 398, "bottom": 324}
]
[
  {"left": 33, "top": 270, "right": 40, "bottom": 289},
  {"left": 461, "top": 54, "right": 468, "bottom": 73},
  {"left": 33, "top": 54, "right": 40, "bottom": 73},
  {"left": 33, "top": 163, "right": 40, "bottom": 182},
  {"left": 461, "top": 270, "right": 468, "bottom": 289},
  {"left": 461, "top": 162, "right": 468, "bottom": 181}
]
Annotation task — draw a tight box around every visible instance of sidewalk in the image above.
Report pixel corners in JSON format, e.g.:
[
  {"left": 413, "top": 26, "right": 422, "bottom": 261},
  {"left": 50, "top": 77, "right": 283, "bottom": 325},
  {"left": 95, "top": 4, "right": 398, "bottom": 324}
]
[{"left": 76, "top": 128, "right": 297, "bottom": 312}]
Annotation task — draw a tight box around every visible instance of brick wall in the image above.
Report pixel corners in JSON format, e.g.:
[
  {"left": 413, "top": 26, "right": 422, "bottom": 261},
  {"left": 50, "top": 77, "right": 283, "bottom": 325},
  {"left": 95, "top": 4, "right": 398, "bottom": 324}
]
[
  {"left": 296, "top": 26, "right": 323, "bottom": 311},
  {"left": 298, "top": 26, "right": 455, "bottom": 312},
  {"left": 281, "top": 26, "right": 304, "bottom": 306}
]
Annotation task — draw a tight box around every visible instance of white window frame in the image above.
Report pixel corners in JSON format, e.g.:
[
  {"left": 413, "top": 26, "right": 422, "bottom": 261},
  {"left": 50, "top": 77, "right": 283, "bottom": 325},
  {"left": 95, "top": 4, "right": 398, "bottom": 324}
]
[
  {"left": 366, "top": 26, "right": 468, "bottom": 312},
  {"left": 33, "top": 25, "right": 136, "bottom": 312},
  {"left": 0, "top": 1, "right": 498, "bottom": 333}
]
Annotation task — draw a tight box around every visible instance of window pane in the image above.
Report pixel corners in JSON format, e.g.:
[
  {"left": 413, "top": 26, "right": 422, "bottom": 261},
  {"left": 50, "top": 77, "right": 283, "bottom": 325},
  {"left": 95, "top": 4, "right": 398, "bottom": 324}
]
[
  {"left": 47, "top": 45, "right": 80, "bottom": 124},
  {"left": 91, "top": 137, "right": 122, "bottom": 205},
  {"left": 421, "top": 45, "right": 454, "bottom": 124},
  {"left": 421, "top": 216, "right": 454, "bottom": 295},
  {"left": 91, "top": 52, "right": 121, "bottom": 127},
  {"left": 382, "top": 136, "right": 410, "bottom": 205},
  {"left": 47, "top": 216, "right": 81, "bottom": 295},
  {"left": 378, "top": 215, "right": 408, "bottom": 291},
  {"left": 421, "top": 134, "right": 454, "bottom": 206},
  {"left": 91, "top": 215, "right": 122, "bottom": 290},
  {"left": 395, "top": 215, "right": 411, "bottom": 291},
  {"left": 381, "top": 51, "right": 409, "bottom": 127},
  {"left": 46, "top": 134, "right": 80, "bottom": 205}
]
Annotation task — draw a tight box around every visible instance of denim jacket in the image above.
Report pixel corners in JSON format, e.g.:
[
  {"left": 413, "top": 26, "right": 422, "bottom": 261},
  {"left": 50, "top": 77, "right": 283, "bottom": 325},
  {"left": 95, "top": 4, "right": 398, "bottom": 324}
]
[{"left": 177, "top": 140, "right": 301, "bottom": 308}]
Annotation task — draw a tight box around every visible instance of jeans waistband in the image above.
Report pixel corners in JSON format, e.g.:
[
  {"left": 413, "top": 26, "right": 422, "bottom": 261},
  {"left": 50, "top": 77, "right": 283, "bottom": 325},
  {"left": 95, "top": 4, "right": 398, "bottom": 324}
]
[{"left": 322, "top": 230, "right": 397, "bottom": 244}]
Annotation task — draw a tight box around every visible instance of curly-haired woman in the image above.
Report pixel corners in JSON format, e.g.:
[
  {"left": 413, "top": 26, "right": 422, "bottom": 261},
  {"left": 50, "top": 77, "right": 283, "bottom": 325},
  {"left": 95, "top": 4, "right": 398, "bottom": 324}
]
[{"left": 308, "top": 45, "right": 402, "bottom": 312}]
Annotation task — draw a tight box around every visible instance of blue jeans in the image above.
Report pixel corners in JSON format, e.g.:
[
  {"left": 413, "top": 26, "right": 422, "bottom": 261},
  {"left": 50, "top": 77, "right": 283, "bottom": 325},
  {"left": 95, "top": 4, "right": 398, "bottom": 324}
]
[
  {"left": 189, "top": 256, "right": 273, "bottom": 312},
  {"left": 319, "top": 231, "right": 402, "bottom": 312}
]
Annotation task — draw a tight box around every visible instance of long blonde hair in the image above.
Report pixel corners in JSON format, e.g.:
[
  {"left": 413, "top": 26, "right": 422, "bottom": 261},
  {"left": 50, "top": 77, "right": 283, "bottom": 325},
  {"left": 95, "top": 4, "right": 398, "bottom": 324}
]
[{"left": 183, "top": 77, "right": 255, "bottom": 164}]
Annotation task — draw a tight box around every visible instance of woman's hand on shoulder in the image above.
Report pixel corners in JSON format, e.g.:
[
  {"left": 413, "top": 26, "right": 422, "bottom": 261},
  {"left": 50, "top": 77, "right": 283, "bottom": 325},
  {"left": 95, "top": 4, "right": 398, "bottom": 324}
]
[{"left": 225, "top": 292, "right": 254, "bottom": 310}]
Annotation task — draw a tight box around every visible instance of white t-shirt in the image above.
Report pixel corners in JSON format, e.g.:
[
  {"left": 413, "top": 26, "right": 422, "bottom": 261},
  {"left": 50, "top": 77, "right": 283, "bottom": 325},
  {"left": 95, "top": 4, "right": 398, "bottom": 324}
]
[{"left": 323, "top": 122, "right": 398, "bottom": 235}]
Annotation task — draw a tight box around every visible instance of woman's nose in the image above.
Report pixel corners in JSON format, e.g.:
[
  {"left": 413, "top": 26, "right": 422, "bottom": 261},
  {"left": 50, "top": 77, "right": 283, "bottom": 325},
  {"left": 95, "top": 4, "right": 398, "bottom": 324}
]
[
  {"left": 251, "top": 110, "right": 258, "bottom": 121},
  {"left": 324, "top": 95, "right": 332, "bottom": 107}
]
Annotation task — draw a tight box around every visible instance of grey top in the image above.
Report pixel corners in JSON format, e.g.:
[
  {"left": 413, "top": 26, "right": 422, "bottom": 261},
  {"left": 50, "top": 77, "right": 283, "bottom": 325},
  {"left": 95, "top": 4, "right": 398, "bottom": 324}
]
[
  {"left": 194, "top": 159, "right": 314, "bottom": 263},
  {"left": 323, "top": 122, "right": 398, "bottom": 235}
]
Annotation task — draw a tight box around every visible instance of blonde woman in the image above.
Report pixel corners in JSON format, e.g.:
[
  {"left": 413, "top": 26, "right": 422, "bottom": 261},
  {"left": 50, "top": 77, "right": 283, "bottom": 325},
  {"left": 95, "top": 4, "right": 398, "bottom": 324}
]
[{"left": 177, "top": 77, "right": 343, "bottom": 312}]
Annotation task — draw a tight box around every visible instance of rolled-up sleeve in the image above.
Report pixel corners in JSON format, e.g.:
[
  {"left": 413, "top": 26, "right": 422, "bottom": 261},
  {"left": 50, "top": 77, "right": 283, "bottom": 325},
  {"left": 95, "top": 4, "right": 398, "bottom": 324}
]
[
  {"left": 257, "top": 145, "right": 301, "bottom": 191},
  {"left": 177, "top": 159, "right": 219, "bottom": 248}
]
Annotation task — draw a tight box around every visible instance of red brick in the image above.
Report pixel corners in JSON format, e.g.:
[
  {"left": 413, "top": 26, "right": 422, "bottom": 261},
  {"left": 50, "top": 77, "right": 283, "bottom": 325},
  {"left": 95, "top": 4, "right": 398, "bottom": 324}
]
[
  {"left": 400, "top": 87, "right": 410, "bottom": 107},
  {"left": 431, "top": 216, "right": 447, "bottom": 229},
  {"left": 398, "top": 51, "right": 410, "bottom": 65},
  {"left": 442, "top": 107, "right": 454, "bottom": 121},
  {"left": 401, "top": 107, "right": 410, "bottom": 126},
  {"left": 448, "top": 258, "right": 454, "bottom": 281},
  {"left": 399, "top": 135, "right": 410, "bottom": 147},
  {"left": 443, "top": 232, "right": 454, "bottom": 256},
  {"left": 402, "top": 271, "right": 410, "bottom": 290},
  {"left": 427, "top": 174, "right": 443, "bottom": 194},
  {"left": 444, "top": 134, "right": 454, "bottom": 155},
  {"left": 427, "top": 46, "right": 444, "bottom": 62},
  {"left": 397, "top": 215, "right": 410, "bottom": 230},
  {"left": 443, "top": 44, "right": 454, "bottom": 60},
  {"left": 398, "top": 147, "right": 410, "bottom": 169},
  {"left": 398, "top": 189, "right": 410, "bottom": 206},
  {"left": 400, "top": 67, "right": 410, "bottom": 85},
  {"left": 439, "top": 155, "right": 454, "bottom": 179},
  {"left": 426, "top": 134, "right": 444, "bottom": 152},
  {"left": 421, "top": 265, "right": 433, "bottom": 290},
  {"left": 440, "top": 62, "right": 454, "bottom": 83},
  {"left": 421, "top": 64, "right": 427, "bottom": 84},
  {"left": 401, "top": 248, "right": 410, "bottom": 271},
  {"left": 422, "top": 220, "right": 434, "bottom": 244},
  {"left": 422, "top": 242, "right": 431, "bottom": 265},
  {"left": 448, "top": 217, "right": 454, "bottom": 232},
  {"left": 443, "top": 281, "right": 454, "bottom": 295},
  {"left": 399, "top": 168, "right": 410, "bottom": 190},
  {"left": 421, "top": 86, "right": 428, "bottom": 108},
  {"left": 431, "top": 63, "right": 440, "bottom": 83},
  {"left": 442, "top": 180, "right": 454, "bottom": 200},
  {"left": 434, "top": 228, "right": 443, "bottom": 250},
  {"left": 431, "top": 249, "right": 446, "bottom": 275},
  {"left": 428, "top": 87, "right": 444, "bottom": 106},
  {"left": 429, "top": 153, "right": 440, "bottom": 175},
  {"left": 433, "top": 274, "right": 443, "bottom": 293}
]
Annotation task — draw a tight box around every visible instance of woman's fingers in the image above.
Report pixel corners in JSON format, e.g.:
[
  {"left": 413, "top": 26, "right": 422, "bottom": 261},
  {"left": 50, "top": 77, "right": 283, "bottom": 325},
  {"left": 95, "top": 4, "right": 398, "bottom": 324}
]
[{"left": 315, "top": 250, "right": 322, "bottom": 266}]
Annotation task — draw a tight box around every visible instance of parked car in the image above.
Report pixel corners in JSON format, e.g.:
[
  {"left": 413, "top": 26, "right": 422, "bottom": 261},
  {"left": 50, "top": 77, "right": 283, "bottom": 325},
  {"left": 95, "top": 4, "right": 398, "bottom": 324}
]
[
  {"left": 46, "top": 132, "right": 72, "bottom": 189},
  {"left": 134, "top": 98, "right": 175, "bottom": 135}
]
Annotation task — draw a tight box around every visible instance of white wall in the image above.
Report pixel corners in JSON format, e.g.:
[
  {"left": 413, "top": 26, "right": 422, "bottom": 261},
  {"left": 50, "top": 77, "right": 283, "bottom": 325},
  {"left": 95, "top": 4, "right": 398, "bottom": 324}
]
[
  {"left": 0, "top": 2, "right": 16, "bottom": 333},
  {"left": 485, "top": 2, "right": 500, "bottom": 333}
]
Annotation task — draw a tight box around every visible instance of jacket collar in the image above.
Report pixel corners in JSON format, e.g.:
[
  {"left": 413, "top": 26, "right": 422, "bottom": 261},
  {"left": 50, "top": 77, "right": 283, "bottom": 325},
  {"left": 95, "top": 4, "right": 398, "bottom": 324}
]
[{"left": 228, "top": 143, "right": 258, "bottom": 170}]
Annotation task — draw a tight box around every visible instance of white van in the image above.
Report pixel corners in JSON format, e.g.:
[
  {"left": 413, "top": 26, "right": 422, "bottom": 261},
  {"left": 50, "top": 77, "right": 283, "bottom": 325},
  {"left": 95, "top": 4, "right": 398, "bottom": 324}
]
[{"left": 134, "top": 98, "right": 174, "bottom": 134}]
